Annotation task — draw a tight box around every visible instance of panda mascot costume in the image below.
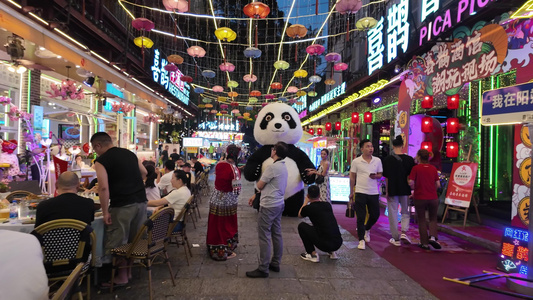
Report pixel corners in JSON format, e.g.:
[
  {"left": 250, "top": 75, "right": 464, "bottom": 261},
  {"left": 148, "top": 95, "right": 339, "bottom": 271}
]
[{"left": 244, "top": 102, "right": 316, "bottom": 217}]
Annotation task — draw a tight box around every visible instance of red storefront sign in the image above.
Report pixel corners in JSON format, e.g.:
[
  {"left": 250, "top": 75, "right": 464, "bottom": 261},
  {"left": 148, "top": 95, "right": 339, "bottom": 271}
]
[{"left": 445, "top": 162, "right": 478, "bottom": 208}]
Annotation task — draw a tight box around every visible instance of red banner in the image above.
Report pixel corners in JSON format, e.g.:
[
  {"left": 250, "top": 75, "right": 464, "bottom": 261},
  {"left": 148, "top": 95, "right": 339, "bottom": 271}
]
[
  {"left": 445, "top": 162, "right": 478, "bottom": 208},
  {"left": 52, "top": 156, "right": 69, "bottom": 180}
]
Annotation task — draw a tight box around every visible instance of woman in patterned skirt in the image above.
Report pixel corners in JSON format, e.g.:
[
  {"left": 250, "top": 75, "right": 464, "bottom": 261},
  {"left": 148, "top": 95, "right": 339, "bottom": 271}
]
[
  {"left": 207, "top": 144, "right": 241, "bottom": 260},
  {"left": 306, "top": 149, "right": 331, "bottom": 203}
]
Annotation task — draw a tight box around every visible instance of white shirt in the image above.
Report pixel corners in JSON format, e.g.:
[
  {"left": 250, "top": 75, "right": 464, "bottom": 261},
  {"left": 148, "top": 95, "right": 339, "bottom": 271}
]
[
  {"left": 164, "top": 186, "right": 191, "bottom": 220},
  {"left": 350, "top": 155, "right": 383, "bottom": 195},
  {"left": 145, "top": 186, "right": 160, "bottom": 201},
  {"left": 0, "top": 231, "right": 49, "bottom": 300},
  {"left": 158, "top": 172, "right": 175, "bottom": 194}
]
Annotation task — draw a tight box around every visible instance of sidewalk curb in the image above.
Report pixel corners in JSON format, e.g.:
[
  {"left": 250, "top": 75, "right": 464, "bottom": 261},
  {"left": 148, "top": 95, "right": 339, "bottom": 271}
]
[{"left": 437, "top": 224, "right": 500, "bottom": 253}]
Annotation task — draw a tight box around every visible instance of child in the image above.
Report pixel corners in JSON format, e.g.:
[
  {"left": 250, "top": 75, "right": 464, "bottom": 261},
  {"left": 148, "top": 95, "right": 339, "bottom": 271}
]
[{"left": 409, "top": 149, "right": 441, "bottom": 250}]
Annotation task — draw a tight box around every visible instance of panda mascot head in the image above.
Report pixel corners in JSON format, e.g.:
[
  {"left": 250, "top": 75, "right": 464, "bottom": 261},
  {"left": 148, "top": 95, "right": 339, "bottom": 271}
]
[{"left": 254, "top": 102, "right": 302, "bottom": 146}]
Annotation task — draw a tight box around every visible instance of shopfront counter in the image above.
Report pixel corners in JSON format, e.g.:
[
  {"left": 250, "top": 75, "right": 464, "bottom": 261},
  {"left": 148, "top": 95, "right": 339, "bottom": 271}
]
[{"left": 329, "top": 176, "right": 351, "bottom": 203}]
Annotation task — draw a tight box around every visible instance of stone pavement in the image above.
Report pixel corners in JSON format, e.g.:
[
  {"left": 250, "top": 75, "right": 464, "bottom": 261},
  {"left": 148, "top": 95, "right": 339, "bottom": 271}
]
[{"left": 93, "top": 177, "right": 436, "bottom": 300}]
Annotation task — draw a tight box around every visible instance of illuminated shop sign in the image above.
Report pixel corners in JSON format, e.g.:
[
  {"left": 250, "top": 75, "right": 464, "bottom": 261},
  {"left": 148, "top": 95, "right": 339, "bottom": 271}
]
[
  {"left": 309, "top": 82, "right": 346, "bottom": 112},
  {"left": 298, "top": 110, "right": 308, "bottom": 119},
  {"left": 103, "top": 99, "right": 119, "bottom": 112},
  {"left": 197, "top": 120, "right": 240, "bottom": 132},
  {"left": 151, "top": 49, "right": 190, "bottom": 105},
  {"left": 292, "top": 95, "right": 307, "bottom": 113},
  {"left": 183, "top": 137, "right": 204, "bottom": 147},
  {"left": 106, "top": 83, "right": 125, "bottom": 99},
  {"left": 194, "top": 131, "right": 244, "bottom": 141},
  {"left": 497, "top": 227, "right": 529, "bottom": 275}
]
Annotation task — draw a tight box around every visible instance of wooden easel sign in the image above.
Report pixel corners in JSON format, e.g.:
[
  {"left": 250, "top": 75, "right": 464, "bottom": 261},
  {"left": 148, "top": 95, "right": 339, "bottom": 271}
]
[{"left": 442, "top": 162, "right": 481, "bottom": 227}]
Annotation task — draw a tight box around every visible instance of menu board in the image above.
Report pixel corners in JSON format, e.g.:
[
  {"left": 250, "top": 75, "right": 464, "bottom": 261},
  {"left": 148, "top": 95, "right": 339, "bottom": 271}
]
[
  {"left": 329, "top": 176, "right": 351, "bottom": 203},
  {"left": 497, "top": 226, "right": 529, "bottom": 275}
]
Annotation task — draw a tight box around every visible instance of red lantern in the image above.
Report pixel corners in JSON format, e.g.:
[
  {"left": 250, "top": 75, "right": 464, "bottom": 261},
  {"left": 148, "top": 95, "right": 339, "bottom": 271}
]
[
  {"left": 335, "top": 122, "right": 341, "bottom": 130},
  {"left": 325, "top": 122, "right": 332, "bottom": 131},
  {"left": 446, "top": 142, "right": 459, "bottom": 157},
  {"left": 421, "top": 95, "right": 433, "bottom": 109},
  {"left": 351, "top": 112, "right": 359, "bottom": 123},
  {"left": 447, "top": 117, "right": 459, "bottom": 133},
  {"left": 421, "top": 116, "right": 433, "bottom": 133},
  {"left": 421, "top": 141, "right": 433, "bottom": 152},
  {"left": 317, "top": 128, "right": 323, "bottom": 135},
  {"left": 364, "top": 112, "right": 372, "bottom": 123},
  {"left": 447, "top": 94, "right": 459, "bottom": 110},
  {"left": 309, "top": 128, "right": 314, "bottom": 135}
]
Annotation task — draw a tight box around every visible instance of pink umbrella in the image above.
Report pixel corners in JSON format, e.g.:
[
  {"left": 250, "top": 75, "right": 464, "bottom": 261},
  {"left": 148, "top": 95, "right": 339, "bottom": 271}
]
[
  {"left": 287, "top": 86, "right": 299, "bottom": 93},
  {"left": 212, "top": 85, "right": 224, "bottom": 92},
  {"left": 219, "top": 62, "right": 235, "bottom": 72},
  {"left": 336, "top": 0, "right": 363, "bottom": 14},
  {"left": 325, "top": 52, "right": 341, "bottom": 62},
  {"left": 163, "top": 0, "right": 189, "bottom": 12},
  {"left": 334, "top": 63, "right": 348, "bottom": 71},
  {"left": 243, "top": 74, "right": 257, "bottom": 83},
  {"left": 132, "top": 18, "right": 155, "bottom": 31}
]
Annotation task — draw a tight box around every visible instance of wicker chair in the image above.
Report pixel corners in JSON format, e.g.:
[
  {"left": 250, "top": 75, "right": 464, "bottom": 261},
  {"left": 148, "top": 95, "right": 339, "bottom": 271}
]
[
  {"left": 169, "top": 196, "right": 194, "bottom": 266},
  {"left": 110, "top": 207, "right": 176, "bottom": 300},
  {"left": 6, "top": 190, "right": 36, "bottom": 202},
  {"left": 51, "top": 263, "right": 84, "bottom": 300},
  {"left": 31, "top": 219, "right": 96, "bottom": 300}
]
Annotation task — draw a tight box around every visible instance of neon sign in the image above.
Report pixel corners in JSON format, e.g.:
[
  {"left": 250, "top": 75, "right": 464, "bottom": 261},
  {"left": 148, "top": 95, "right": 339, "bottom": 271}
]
[
  {"left": 498, "top": 226, "right": 530, "bottom": 275},
  {"left": 151, "top": 49, "right": 190, "bottom": 105},
  {"left": 367, "top": 17, "right": 385, "bottom": 75},
  {"left": 387, "top": 0, "right": 409, "bottom": 63},
  {"left": 293, "top": 95, "right": 307, "bottom": 113},
  {"left": 309, "top": 82, "right": 346, "bottom": 112},
  {"left": 197, "top": 120, "right": 240, "bottom": 132}
]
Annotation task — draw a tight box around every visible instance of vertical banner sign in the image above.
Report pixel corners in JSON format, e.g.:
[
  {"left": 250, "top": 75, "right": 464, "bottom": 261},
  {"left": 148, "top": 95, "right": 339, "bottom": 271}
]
[
  {"left": 32, "top": 105, "right": 43, "bottom": 138},
  {"left": 395, "top": 81, "right": 411, "bottom": 154},
  {"left": 445, "top": 162, "right": 478, "bottom": 207},
  {"left": 52, "top": 156, "right": 69, "bottom": 180},
  {"left": 512, "top": 124, "right": 530, "bottom": 229}
]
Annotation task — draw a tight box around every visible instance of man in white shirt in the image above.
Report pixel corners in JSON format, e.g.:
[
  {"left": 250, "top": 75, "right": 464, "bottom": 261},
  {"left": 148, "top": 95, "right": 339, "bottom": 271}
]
[
  {"left": 349, "top": 139, "right": 383, "bottom": 250},
  {"left": 157, "top": 160, "right": 176, "bottom": 195}
]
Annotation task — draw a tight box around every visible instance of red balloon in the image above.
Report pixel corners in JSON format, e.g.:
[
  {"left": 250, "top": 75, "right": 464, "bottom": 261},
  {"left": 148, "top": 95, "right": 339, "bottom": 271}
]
[{"left": 82, "top": 143, "right": 90, "bottom": 154}]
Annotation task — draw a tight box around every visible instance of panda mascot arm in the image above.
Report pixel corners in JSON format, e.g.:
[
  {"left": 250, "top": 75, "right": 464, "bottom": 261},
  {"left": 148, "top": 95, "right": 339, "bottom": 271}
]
[
  {"left": 243, "top": 145, "right": 271, "bottom": 182},
  {"left": 286, "top": 144, "right": 316, "bottom": 184}
]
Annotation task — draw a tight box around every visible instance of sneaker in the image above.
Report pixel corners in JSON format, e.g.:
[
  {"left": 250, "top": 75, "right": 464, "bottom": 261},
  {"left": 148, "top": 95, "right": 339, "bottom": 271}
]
[
  {"left": 246, "top": 269, "right": 269, "bottom": 278},
  {"left": 357, "top": 240, "right": 366, "bottom": 250},
  {"left": 364, "top": 231, "right": 371, "bottom": 243},
  {"left": 328, "top": 252, "right": 339, "bottom": 260},
  {"left": 400, "top": 233, "right": 412, "bottom": 244},
  {"left": 300, "top": 252, "right": 320, "bottom": 263},
  {"left": 418, "top": 243, "right": 430, "bottom": 250},
  {"left": 389, "top": 238, "right": 401, "bottom": 247},
  {"left": 269, "top": 264, "right": 280, "bottom": 272},
  {"left": 429, "top": 236, "right": 442, "bottom": 249}
]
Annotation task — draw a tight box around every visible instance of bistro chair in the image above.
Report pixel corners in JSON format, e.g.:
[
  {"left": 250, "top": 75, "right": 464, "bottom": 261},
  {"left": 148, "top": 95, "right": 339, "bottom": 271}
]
[
  {"left": 31, "top": 219, "right": 96, "bottom": 300},
  {"left": 6, "top": 190, "right": 36, "bottom": 202},
  {"left": 169, "top": 196, "right": 194, "bottom": 266},
  {"left": 51, "top": 263, "right": 84, "bottom": 300},
  {"left": 109, "top": 207, "right": 176, "bottom": 300}
]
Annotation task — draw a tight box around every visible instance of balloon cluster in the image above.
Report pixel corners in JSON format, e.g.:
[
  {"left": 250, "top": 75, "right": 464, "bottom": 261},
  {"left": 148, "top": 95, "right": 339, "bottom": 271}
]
[{"left": 46, "top": 80, "right": 85, "bottom": 100}]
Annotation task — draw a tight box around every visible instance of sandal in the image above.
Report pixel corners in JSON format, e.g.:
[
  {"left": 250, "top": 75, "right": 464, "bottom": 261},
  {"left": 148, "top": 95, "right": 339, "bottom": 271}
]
[{"left": 227, "top": 252, "right": 237, "bottom": 259}]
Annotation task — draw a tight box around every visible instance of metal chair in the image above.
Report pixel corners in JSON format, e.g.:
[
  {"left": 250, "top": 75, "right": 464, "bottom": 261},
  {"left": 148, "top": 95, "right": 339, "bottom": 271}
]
[
  {"left": 31, "top": 219, "right": 96, "bottom": 300},
  {"left": 169, "top": 196, "right": 194, "bottom": 266},
  {"left": 51, "top": 263, "right": 84, "bottom": 300},
  {"left": 110, "top": 207, "right": 176, "bottom": 300}
]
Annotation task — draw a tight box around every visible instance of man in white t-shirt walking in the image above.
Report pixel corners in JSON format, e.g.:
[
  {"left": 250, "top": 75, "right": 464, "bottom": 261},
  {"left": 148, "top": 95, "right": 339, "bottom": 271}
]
[{"left": 349, "top": 139, "right": 383, "bottom": 250}]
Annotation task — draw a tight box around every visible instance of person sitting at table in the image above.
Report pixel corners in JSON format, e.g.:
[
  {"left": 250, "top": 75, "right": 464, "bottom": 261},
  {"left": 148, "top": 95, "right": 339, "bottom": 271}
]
[
  {"left": 191, "top": 156, "right": 204, "bottom": 176},
  {"left": 156, "top": 160, "right": 176, "bottom": 196},
  {"left": 181, "top": 163, "right": 195, "bottom": 190},
  {"left": 144, "top": 165, "right": 160, "bottom": 201},
  {"left": 71, "top": 154, "right": 86, "bottom": 170},
  {"left": 147, "top": 170, "right": 191, "bottom": 232},
  {"left": 176, "top": 157, "right": 185, "bottom": 170},
  {"left": 35, "top": 171, "right": 95, "bottom": 227}
]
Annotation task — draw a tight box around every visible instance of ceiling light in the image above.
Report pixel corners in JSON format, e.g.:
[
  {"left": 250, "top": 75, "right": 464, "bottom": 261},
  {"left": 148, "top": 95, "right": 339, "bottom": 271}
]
[
  {"left": 373, "top": 97, "right": 381, "bottom": 104},
  {"left": 83, "top": 76, "right": 95, "bottom": 87}
]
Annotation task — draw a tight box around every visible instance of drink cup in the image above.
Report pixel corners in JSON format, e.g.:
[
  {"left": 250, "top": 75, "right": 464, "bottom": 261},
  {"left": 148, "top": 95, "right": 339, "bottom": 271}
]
[{"left": 0, "top": 208, "right": 9, "bottom": 219}]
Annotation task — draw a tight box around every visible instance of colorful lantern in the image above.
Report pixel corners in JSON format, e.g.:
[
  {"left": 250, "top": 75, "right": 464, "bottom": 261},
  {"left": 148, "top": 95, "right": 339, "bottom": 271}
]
[
  {"left": 243, "top": 74, "right": 258, "bottom": 82},
  {"left": 421, "top": 116, "right": 433, "bottom": 133},
  {"left": 309, "top": 128, "right": 315, "bottom": 135},
  {"left": 294, "top": 69, "right": 308, "bottom": 78},
  {"left": 164, "top": 63, "right": 178, "bottom": 72},
  {"left": 244, "top": 47, "right": 262, "bottom": 59},
  {"left": 187, "top": 46, "right": 206, "bottom": 58},
  {"left": 250, "top": 90, "right": 262, "bottom": 97},
  {"left": 325, "top": 52, "right": 342, "bottom": 62},
  {"left": 309, "top": 75, "right": 322, "bottom": 83},
  {"left": 212, "top": 85, "right": 224, "bottom": 92},
  {"left": 446, "top": 142, "right": 459, "bottom": 157},
  {"left": 364, "top": 112, "right": 373, "bottom": 123},
  {"left": 167, "top": 54, "right": 184, "bottom": 64},
  {"left": 296, "top": 90, "right": 307, "bottom": 97},
  {"left": 205, "top": 104, "right": 213, "bottom": 108},
  {"left": 421, "top": 95, "right": 433, "bottom": 109},
  {"left": 325, "top": 122, "right": 332, "bottom": 131},
  {"left": 132, "top": 18, "right": 155, "bottom": 31},
  {"left": 324, "top": 78, "right": 336, "bottom": 85},
  {"left": 227, "top": 80, "right": 239, "bottom": 88},
  {"left": 232, "top": 109, "right": 240, "bottom": 114},
  {"left": 163, "top": 0, "right": 189, "bottom": 12},
  {"left": 245, "top": 105, "right": 253, "bottom": 111},
  {"left": 202, "top": 98, "right": 212, "bottom": 103},
  {"left": 421, "top": 141, "right": 433, "bottom": 152},
  {"left": 286, "top": 24, "right": 308, "bottom": 38},
  {"left": 220, "top": 104, "right": 229, "bottom": 109},
  {"left": 180, "top": 75, "right": 193, "bottom": 83},
  {"left": 355, "top": 17, "right": 378, "bottom": 30},
  {"left": 447, "top": 94, "right": 460, "bottom": 110},
  {"left": 219, "top": 62, "right": 236, "bottom": 72},
  {"left": 243, "top": 112, "right": 251, "bottom": 118},
  {"left": 317, "top": 128, "right": 323, "bottom": 135},
  {"left": 308, "top": 91, "right": 318, "bottom": 97},
  {"left": 351, "top": 112, "right": 359, "bottom": 123},
  {"left": 214, "top": 27, "right": 237, "bottom": 42},
  {"left": 248, "top": 97, "right": 258, "bottom": 104},
  {"left": 218, "top": 96, "right": 227, "bottom": 102},
  {"left": 274, "top": 60, "right": 290, "bottom": 70},
  {"left": 265, "top": 94, "right": 275, "bottom": 100},
  {"left": 334, "top": 63, "right": 348, "bottom": 71},
  {"left": 447, "top": 118, "right": 459, "bottom": 133},
  {"left": 231, "top": 101, "right": 240, "bottom": 107},
  {"left": 202, "top": 70, "right": 216, "bottom": 78},
  {"left": 194, "top": 87, "right": 205, "bottom": 94},
  {"left": 335, "top": 122, "right": 341, "bottom": 130},
  {"left": 271, "top": 82, "right": 282, "bottom": 90},
  {"left": 306, "top": 44, "right": 325, "bottom": 56},
  {"left": 243, "top": 2, "right": 270, "bottom": 18},
  {"left": 198, "top": 104, "right": 205, "bottom": 108},
  {"left": 133, "top": 36, "right": 154, "bottom": 48},
  {"left": 287, "top": 86, "right": 299, "bottom": 93},
  {"left": 336, "top": 0, "right": 363, "bottom": 14},
  {"left": 227, "top": 91, "right": 239, "bottom": 97},
  {"left": 278, "top": 97, "right": 288, "bottom": 102}
]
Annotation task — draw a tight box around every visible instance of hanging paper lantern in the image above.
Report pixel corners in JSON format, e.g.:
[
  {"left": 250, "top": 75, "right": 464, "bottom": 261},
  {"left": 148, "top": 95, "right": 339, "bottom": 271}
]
[
  {"left": 421, "top": 141, "right": 433, "bottom": 152},
  {"left": 447, "top": 117, "right": 459, "bottom": 133},
  {"left": 325, "top": 52, "right": 342, "bottom": 62},
  {"left": 231, "top": 109, "right": 240, "bottom": 114},
  {"left": 202, "top": 98, "right": 212, "bottom": 103},
  {"left": 214, "top": 27, "right": 237, "bottom": 42},
  {"left": 220, "top": 110, "right": 228, "bottom": 114},
  {"left": 187, "top": 46, "right": 206, "bottom": 58},
  {"left": 216, "top": 112, "right": 222, "bottom": 116},
  {"left": 198, "top": 104, "right": 205, "bottom": 108},
  {"left": 271, "top": 82, "right": 282, "bottom": 90},
  {"left": 243, "top": 112, "right": 251, "bottom": 118},
  {"left": 245, "top": 105, "right": 253, "bottom": 111},
  {"left": 308, "top": 91, "right": 318, "bottom": 97},
  {"left": 262, "top": 102, "right": 269, "bottom": 107},
  {"left": 227, "top": 91, "right": 239, "bottom": 97},
  {"left": 227, "top": 80, "right": 239, "bottom": 88},
  {"left": 205, "top": 104, "right": 213, "bottom": 108},
  {"left": 231, "top": 101, "right": 240, "bottom": 107},
  {"left": 167, "top": 54, "right": 184, "bottom": 65},
  {"left": 132, "top": 18, "right": 155, "bottom": 31},
  {"left": 325, "top": 122, "right": 332, "bottom": 131},
  {"left": 163, "top": 0, "right": 189, "bottom": 12},
  {"left": 133, "top": 36, "right": 154, "bottom": 48},
  {"left": 194, "top": 87, "right": 205, "bottom": 94},
  {"left": 274, "top": 60, "right": 289, "bottom": 70},
  {"left": 202, "top": 70, "right": 216, "bottom": 78},
  {"left": 356, "top": 17, "right": 378, "bottom": 30},
  {"left": 212, "top": 85, "right": 224, "bottom": 92},
  {"left": 219, "top": 62, "right": 236, "bottom": 72},
  {"left": 294, "top": 69, "right": 308, "bottom": 78},
  {"left": 306, "top": 44, "right": 326, "bottom": 56},
  {"left": 364, "top": 112, "right": 373, "bottom": 123},
  {"left": 317, "top": 128, "right": 323, "bottom": 135},
  {"left": 237, "top": 115, "right": 244, "bottom": 119},
  {"left": 243, "top": 74, "right": 258, "bottom": 82},
  {"left": 336, "top": 0, "right": 363, "bottom": 14},
  {"left": 265, "top": 94, "right": 275, "bottom": 100},
  {"left": 334, "top": 63, "right": 348, "bottom": 71},
  {"left": 244, "top": 47, "right": 262, "bottom": 58},
  {"left": 164, "top": 63, "right": 178, "bottom": 72},
  {"left": 203, "top": 109, "right": 210, "bottom": 113},
  {"left": 218, "top": 96, "right": 228, "bottom": 102},
  {"left": 250, "top": 90, "right": 262, "bottom": 97},
  {"left": 309, "top": 75, "right": 322, "bottom": 83},
  {"left": 287, "top": 86, "right": 299, "bottom": 93},
  {"left": 287, "top": 24, "right": 308, "bottom": 38},
  {"left": 421, "top": 116, "right": 433, "bottom": 133},
  {"left": 180, "top": 75, "right": 193, "bottom": 83},
  {"left": 447, "top": 94, "right": 460, "bottom": 110},
  {"left": 351, "top": 112, "right": 359, "bottom": 123},
  {"left": 421, "top": 95, "right": 434, "bottom": 109},
  {"left": 446, "top": 142, "right": 459, "bottom": 157},
  {"left": 211, "top": 110, "right": 218, "bottom": 114},
  {"left": 220, "top": 104, "right": 229, "bottom": 109},
  {"left": 309, "top": 128, "right": 315, "bottom": 135},
  {"left": 335, "top": 122, "right": 341, "bottom": 130},
  {"left": 248, "top": 97, "right": 258, "bottom": 104},
  {"left": 296, "top": 90, "right": 307, "bottom": 97},
  {"left": 288, "top": 98, "right": 297, "bottom": 104},
  {"left": 296, "top": 100, "right": 304, "bottom": 105},
  {"left": 278, "top": 97, "right": 288, "bottom": 102},
  {"left": 324, "top": 78, "right": 336, "bottom": 85},
  {"left": 243, "top": 1, "right": 270, "bottom": 18}
]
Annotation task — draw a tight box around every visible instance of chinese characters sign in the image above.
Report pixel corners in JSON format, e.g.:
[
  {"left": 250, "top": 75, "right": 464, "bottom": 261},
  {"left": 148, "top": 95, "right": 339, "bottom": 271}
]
[
  {"left": 481, "top": 82, "right": 533, "bottom": 125},
  {"left": 367, "top": 17, "right": 384, "bottom": 75},
  {"left": 309, "top": 82, "right": 346, "bottom": 112},
  {"left": 151, "top": 49, "right": 190, "bottom": 105},
  {"left": 445, "top": 162, "right": 478, "bottom": 208},
  {"left": 498, "top": 227, "right": 529, "bottom": 275},
  {"left": 387, "top": 0, "right": 409, "bottom": 63}
]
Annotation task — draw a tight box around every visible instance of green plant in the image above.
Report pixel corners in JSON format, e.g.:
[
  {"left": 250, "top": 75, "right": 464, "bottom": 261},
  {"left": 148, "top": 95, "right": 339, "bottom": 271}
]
[{"left": 460, "top": 126, "right": 479, "bottom": 163}]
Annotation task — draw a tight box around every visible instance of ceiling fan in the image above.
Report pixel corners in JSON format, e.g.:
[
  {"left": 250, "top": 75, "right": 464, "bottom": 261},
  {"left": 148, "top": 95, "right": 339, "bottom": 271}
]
[{"left": 3, "top": 34, "right": 54, "bottom": 72}]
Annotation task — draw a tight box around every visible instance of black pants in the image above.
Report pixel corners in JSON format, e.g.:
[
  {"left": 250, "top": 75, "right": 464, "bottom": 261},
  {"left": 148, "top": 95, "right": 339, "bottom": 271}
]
[
  {"left": 298, "top": 222, "right": 342, "bottom": 254},
  {"left": 354, "top": 193, "right": 380, "bottom": 240}
]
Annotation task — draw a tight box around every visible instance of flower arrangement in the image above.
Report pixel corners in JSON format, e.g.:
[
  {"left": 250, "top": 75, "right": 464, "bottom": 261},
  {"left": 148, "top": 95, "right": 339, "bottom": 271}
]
[
  {"left": 0, "top": 96, "right": 11, "bottom": 105},
  {"left": 7, "top": 105, "right": 32, "bottom": 122},
  {"left": 111, "top": 102, "right": 135, "bottom": 113},
  {"left": 143, "top": 114, "right": 159, "bottom": 123},
  {"left": 46, "top": 79, "right": 85, "bottom": 100}
]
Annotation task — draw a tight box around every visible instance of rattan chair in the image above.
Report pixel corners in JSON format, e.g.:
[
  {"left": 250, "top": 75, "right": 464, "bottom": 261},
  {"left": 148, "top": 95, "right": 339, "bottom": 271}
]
[
  {"left": 51, "top": 263, "right": 84, "bottom": 300},
  {"left": 6, "top": 190, "right": 36, "bottom": 202},
  {"left": 110, "top": 207, "right": 176, "bottom": 300},
  {"left": 31, "top": 219, "right": 96, "bottom": 300},
  {"left": 169, "top": 196, "right": 194, "bottom": 266}
]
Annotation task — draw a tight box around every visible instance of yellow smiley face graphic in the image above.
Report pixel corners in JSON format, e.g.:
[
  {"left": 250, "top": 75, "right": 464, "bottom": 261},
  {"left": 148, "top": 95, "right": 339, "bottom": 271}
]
[
  {"left": 518, "top": 197, "right": 530, "bottom": 226},
  {"left": 521, "top": 125, "right": 532, "bottom": 147},
  {"left": 519, "top": 157, "right": 531, "bottom": 187}
]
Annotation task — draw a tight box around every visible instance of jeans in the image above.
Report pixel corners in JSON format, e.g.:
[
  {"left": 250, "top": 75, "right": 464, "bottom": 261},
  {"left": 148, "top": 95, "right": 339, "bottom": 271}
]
[
  {"left": 414, "top": 199, "right": 439, "bottom": 245},
  {"left": 354, "top": 193, "right": 380, "bottom": 240},
  {"left": 387, "top": 195, "right": 410, "bottom": 240},
  {"left": 298, "top": 222, "right": 342, "bottom": 254},
  {"left": 258, "top": 204, "right": 284, "bottom": 273}
]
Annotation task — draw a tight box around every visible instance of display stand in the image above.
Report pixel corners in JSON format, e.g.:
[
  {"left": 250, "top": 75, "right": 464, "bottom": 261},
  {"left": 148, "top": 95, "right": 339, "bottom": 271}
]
[{"left": 441, "top": 194, "right": 481, "bottom": 228}]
